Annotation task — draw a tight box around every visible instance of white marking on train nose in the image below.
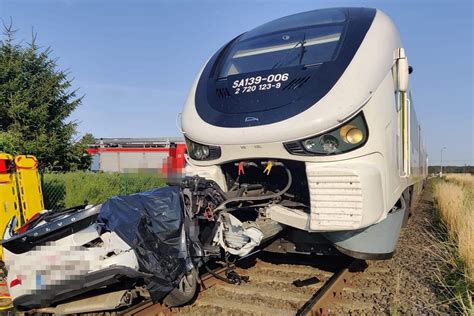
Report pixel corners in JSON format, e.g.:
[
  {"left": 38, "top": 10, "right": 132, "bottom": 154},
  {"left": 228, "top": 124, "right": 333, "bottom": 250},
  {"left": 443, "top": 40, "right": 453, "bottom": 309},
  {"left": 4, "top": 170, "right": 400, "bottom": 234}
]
[{"left": 245, "top": 117, "right": 259, "bottom": 122}]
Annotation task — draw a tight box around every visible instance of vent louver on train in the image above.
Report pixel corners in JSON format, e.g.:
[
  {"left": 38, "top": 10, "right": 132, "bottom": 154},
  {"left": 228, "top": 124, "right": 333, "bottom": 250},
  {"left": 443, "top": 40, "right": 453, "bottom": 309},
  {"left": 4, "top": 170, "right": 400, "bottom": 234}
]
[
  {"left": 284, "top": 141, "right": 307, "bottom": 155},
  {"left": 216, "top": 88, "right": 231, "bottom": 98},
  {"left": 306, "top": 168, "right": 364, "bottom": 229},
  {"left": 283, "top": 76, "right": 311, "bottom": 90}
]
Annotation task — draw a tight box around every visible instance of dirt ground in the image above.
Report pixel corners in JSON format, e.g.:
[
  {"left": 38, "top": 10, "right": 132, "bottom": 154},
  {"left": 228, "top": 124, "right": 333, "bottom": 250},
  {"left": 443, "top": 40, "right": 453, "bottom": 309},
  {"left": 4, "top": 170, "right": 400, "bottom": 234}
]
[{"left": 330, "top": 184, "right": 446, "bottom": 315}]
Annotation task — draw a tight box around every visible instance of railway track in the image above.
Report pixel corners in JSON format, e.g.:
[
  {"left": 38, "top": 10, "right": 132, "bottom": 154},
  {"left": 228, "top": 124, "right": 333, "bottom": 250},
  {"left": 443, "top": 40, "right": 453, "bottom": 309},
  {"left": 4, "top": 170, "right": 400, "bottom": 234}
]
[
  {"left": 119, "top": 254, "right": 368, "bottom": 316},
  {"left": 3, "top": 253, "right": 367, "bottom": 315}
]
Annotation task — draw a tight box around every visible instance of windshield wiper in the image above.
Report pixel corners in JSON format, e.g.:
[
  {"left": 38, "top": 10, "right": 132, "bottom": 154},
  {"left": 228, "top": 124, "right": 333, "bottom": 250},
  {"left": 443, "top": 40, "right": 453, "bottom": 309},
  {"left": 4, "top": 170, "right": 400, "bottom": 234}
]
[
  {"left": 298, "top": 33, "right": 307, "bottom": 65},
  {"left": 271, "top": 33, "right": 307, "bottom": 69}
]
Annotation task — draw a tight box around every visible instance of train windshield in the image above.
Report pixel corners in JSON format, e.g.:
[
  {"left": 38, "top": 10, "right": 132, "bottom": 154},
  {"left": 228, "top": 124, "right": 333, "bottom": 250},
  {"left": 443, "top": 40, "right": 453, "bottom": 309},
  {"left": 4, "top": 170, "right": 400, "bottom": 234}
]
[
  {"left": 196, "top": 8, "right": 377, "bottom": 127},
  {"left": 219, "top": 25, "right": 345, "bottom": 78}
]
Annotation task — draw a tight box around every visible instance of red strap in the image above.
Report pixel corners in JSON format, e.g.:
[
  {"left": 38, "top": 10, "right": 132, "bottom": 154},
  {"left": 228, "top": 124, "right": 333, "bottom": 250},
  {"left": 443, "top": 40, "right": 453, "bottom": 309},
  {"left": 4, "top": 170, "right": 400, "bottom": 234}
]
[
  {"left": 238, "top": 162, "right": 245, "bottom": 175},
  {"left": 9, "top": 278, "right": 21, "bottom": 288}
]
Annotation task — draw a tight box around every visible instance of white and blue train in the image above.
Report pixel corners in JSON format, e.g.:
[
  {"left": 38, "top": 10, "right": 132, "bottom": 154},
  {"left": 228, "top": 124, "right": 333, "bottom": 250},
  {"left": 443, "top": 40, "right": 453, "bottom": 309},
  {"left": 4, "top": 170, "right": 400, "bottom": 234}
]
[
  {"left": 0, "top": 7, "right": 429, "bottom": 313},
  {"left": 181, "top": 7, "right": 428, "bottom": 260}
]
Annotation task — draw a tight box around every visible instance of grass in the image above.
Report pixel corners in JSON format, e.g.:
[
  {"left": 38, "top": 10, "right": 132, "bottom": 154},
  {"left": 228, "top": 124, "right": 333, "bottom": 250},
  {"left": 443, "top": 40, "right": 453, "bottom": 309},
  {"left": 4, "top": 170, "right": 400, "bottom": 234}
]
[
  {"left": 431, "top": 174, "right": 473, "bottom": 314},
  {"left": 446, "top": 173, "right": 474, "bottom": 188},
  {"left": 42, "top": 171, "right": 166, "bottom": 210},
  {"left": 438, "top": 174, "right": 474, "bottom": 283}
]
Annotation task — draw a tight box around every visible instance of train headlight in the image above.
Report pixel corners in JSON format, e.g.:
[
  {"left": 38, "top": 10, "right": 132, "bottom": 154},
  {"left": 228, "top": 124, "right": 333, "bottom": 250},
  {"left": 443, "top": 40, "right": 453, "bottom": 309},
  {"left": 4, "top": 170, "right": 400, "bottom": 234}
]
[
  {"left": 319, "top": 135, "right": 339, "bottom": 153},
  {"left": 185, "top": 137, "right": 221, "bottom": 161},
  {"left": 340, "top": 125, "right": 364, "bottom": 144},
  {"left": 302, "top": 139, "right": 318, "bottom": 152},
  {"left": 285, "top": 112, "right": 368, "bottom": 155}
]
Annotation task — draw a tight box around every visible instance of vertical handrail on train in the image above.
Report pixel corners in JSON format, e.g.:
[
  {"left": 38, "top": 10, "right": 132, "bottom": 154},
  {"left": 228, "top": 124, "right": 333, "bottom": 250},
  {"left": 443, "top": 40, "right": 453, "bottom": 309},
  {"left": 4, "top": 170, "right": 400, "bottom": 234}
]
[{"left": 400, "top": 91, "right": 410, "bottom": 177}]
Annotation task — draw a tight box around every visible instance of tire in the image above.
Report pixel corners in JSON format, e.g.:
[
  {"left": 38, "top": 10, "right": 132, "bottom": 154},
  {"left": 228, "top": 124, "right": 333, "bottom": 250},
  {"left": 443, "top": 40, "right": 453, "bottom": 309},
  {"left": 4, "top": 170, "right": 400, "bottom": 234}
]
[{"left": 163, "top": 270, "right": 199, "bottom": 307}]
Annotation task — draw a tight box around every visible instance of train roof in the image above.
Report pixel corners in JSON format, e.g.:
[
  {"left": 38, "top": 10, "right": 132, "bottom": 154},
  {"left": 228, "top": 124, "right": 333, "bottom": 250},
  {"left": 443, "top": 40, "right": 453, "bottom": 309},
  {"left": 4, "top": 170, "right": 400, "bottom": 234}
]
[{"left": 241, "top": 8, "right": 375, "bottom": 41}]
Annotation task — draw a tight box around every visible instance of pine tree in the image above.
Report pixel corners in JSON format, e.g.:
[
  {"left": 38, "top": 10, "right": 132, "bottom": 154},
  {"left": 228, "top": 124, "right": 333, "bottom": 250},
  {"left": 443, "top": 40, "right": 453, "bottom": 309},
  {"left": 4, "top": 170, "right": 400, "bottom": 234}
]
[{"left": 0, "top": 22, "right": 90, "bottom": 171}]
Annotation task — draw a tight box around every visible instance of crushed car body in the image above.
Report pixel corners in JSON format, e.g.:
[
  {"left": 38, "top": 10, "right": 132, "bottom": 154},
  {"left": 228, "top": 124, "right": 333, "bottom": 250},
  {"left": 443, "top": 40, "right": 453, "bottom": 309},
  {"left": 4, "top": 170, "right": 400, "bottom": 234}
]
[
  {"left": 1, "top": 174, "right": 286, "bottom": 312},
  {"left": 2, "top": 204, "right": 149, "bottom": 310}
]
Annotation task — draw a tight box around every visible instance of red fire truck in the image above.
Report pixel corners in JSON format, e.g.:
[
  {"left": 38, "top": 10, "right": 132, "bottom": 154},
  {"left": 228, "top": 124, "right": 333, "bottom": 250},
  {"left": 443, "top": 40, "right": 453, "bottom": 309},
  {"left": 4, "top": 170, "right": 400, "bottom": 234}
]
[{"left": 86, "top": 138, "right": 186, "bottom": 174}]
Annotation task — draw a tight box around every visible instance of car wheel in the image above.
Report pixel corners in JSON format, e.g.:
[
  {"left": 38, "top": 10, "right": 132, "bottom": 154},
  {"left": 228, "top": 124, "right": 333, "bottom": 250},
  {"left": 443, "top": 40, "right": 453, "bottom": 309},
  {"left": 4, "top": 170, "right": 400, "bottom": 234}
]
[{"left": 163, "top": 270, "right": 199, "bottom": 307}]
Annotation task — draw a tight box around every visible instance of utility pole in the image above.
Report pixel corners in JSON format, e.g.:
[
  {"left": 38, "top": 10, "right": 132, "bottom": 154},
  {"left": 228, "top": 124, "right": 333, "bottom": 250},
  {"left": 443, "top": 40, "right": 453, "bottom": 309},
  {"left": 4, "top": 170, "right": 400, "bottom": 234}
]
[{"left": 440, "top": 147, "right": 447, "bottom": 177}]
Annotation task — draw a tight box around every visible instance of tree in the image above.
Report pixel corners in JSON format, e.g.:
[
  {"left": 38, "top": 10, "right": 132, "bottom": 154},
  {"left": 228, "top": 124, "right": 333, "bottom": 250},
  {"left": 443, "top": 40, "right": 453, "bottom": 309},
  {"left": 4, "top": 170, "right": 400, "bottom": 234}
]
[
  {"left": 0, "top": 22, "right": 90, "bottom": 171},
  {"left": 0, "top": 130, "right": 20, "bottom": 154},
  {"left": 70, "top": 133, "right": 96, "bottom": 171}
]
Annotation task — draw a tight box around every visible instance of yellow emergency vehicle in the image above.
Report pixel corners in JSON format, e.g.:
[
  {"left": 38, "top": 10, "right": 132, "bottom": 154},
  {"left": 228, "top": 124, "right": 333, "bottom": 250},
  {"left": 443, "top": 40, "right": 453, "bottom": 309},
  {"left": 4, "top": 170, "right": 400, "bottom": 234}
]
[{"left": 0, "top": 154, "right": 44, "bottom": 261}]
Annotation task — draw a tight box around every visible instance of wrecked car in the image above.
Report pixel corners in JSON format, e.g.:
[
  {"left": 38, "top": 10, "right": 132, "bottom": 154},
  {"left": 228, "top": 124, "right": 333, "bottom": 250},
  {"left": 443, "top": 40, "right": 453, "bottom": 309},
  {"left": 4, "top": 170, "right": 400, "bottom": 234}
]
[{"left": 1, "top": 175, "right": 284, "bottom": 313}]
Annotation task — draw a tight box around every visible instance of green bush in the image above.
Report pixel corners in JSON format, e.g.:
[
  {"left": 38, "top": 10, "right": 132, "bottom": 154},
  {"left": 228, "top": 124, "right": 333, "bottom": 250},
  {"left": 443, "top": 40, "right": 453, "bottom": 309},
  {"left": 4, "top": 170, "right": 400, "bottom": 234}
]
[{"left": 42, "top": 172, "right": 166, "bottom": 210}]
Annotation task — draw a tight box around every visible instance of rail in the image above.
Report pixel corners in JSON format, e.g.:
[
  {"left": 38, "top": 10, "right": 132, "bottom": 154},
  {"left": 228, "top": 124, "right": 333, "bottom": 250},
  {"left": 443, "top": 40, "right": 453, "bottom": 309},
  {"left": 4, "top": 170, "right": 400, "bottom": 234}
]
[
  {"left": 120, "top": 256, "right": 367, "bottom": 316},
  {"left": 297, "top": 259, "right": 367, "bottom": 316}
]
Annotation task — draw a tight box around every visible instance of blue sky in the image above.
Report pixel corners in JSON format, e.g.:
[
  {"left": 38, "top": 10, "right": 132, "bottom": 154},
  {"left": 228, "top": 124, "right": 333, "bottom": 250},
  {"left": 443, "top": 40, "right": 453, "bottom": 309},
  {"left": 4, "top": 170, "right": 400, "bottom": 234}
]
[{"left": 0, "top": 0, "right": 472, "bottom": 165}]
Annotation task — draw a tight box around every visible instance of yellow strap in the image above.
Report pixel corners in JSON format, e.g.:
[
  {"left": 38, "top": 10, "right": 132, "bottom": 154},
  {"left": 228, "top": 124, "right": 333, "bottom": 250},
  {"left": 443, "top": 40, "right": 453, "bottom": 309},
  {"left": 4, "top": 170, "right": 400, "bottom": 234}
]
[
  {"left": 0, "top": 306, "right": 13, "bottom": 311},
  {"left": 263, "top": 161, "right": 273, "bottom": 175},
  {"left": 0, "top": 295, "right": 12, "bottom": 310}
]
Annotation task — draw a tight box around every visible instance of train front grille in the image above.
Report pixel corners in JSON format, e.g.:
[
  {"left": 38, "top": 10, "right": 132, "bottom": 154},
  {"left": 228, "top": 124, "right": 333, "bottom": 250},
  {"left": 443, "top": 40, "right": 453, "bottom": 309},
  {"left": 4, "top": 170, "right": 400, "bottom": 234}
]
[{"left": 306, "top": 166, "right": 363, "bottom": 230}]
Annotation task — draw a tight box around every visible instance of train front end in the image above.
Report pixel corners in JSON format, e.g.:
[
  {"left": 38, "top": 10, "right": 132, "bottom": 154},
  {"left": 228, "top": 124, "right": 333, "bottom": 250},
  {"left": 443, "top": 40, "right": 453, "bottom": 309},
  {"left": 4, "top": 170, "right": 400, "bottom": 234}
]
[{"left": 181, "top": 8, "right": 411, "bottom": 260}]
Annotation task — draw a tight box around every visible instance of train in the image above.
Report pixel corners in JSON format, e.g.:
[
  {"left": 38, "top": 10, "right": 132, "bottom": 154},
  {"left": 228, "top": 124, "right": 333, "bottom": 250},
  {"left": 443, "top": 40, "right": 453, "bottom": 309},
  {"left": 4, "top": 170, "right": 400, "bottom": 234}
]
[{"left": 181, "top": 7, "right": 428, "bottom": 260}]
